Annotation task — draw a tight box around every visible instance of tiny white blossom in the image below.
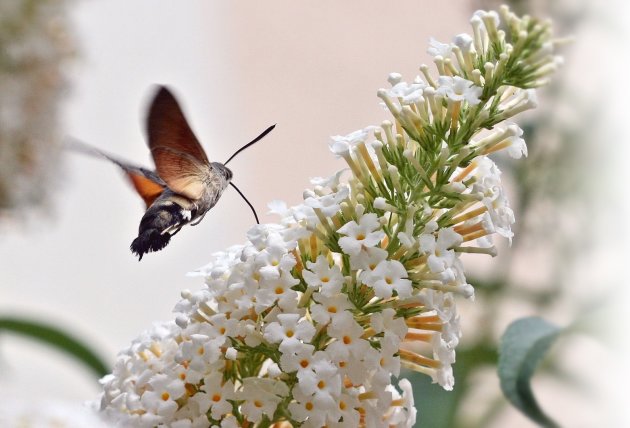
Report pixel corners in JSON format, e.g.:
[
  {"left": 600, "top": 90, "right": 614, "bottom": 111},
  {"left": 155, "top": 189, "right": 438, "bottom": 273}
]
[
  {"left": 310, "top": 169, "right": 347, "bottom": 190},
  {"left": 419, "top": 227, "right": 463, "bottom": 273},
  {"left": 240, "top": 378, "right": 289, "bottom": 424},
  {"left": 296, "top": 358, "right": 342, "bottom": 410},
  {"left": 329, "top": 127, "right": 374, "bottom": 156},
  {"left": 363, "top": 259, "right": 413, "bottom": 299},
  {"left": 263, "top": 313, "right": 316, "bottom": 352},
  {"left": 304, "top": 185, "right": 349, "bottom": 217},
  {"left": 387, "top": 379, "right": 417, "bottom": 428},
  {"left": 453, "top": 33, "right": 474, "bottom": 52},
  {"left": 436, "top": 75, "right": 482, "bottom": 105},
  {"left": 326, "top": 317, "right": 370, "bottom": 360},
  {"left": 371, "top": 308, "right": 408, "bottom": 340},
  {"left": 505, "top": 123, "right": 528, "bottom": 158},
  {"left": 427, "top": 37, "right": 453, "bottom": 58},
  {"left": 351, "top": 245, "right": 389, "bottom": 271},
  {"left": 140, "top": 374, "right": 186, "bottom": 422},
  {"left": 311, "top": 293, "right": 353, "bottom": 325},
  {"left": 337, "top": 213, "right": 385, "bottom": 255},
  {"left": 382, "top": 75, "right": 426, "bottom": 105},
  {"left": 288, "top": 386, "right": 329, "bottom": 426},
  {"left": 192, "top": 373, "right": 235, "bottom": 420},
  {"left": 302, "top": 255, "right": 344, "bottom": 296}
]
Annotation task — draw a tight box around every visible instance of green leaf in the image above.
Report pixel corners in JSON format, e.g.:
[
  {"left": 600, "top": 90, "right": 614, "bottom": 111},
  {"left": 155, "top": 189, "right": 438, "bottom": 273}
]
[
  {"left": 0, "top": 316, "right": 109, "bottom": 378},
  {"left": 498, "top": 316, "right": 562, "bottom": 428}
]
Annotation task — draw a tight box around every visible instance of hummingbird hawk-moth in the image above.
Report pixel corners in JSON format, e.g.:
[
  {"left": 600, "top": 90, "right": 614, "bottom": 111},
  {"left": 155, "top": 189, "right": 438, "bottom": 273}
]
[{"left": 71, "top": 85, "right": 274, "bottom": 260}]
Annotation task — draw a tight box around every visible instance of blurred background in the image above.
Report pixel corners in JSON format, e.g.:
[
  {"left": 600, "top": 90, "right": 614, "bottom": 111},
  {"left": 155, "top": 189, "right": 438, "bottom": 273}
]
[{"left": 0, "top": 0, "right": 628, "bottom": 426}]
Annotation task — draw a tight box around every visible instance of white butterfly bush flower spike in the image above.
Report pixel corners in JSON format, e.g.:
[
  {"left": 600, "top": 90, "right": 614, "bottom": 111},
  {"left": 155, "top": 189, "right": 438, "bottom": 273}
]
[{"left": 99, "top": 6, "right": 561, "bottom": 427}]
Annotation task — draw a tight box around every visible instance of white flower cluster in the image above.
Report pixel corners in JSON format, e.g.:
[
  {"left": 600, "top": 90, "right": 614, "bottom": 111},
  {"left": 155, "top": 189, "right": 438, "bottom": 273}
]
[
  {"left": 99, "top": 6, "right": 559, "bottom": 427},
  {"left": 100, "top": 217, "right": 419, "bottom": 427}
]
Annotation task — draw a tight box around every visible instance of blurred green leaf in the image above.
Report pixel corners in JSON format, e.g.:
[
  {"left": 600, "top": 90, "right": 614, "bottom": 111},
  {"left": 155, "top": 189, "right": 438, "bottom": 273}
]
[
  {"left": 498, "top": 316, "right": 561, "bottom": 428},
  {"left": 0, "top": 317, "right": 109, "bottom": 378}
]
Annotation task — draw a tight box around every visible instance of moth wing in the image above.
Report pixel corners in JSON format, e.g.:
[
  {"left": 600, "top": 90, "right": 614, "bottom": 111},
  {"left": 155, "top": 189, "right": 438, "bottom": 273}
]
[
  {"left": 125, "top": 171, "right": 166, "bottom": 208},
  {"left": 67, "top": 138, "right": 166, "bottom": 208},
  {"left": 150, "top": 146, "right": 210, "bottom": 200},
  {"left": 146, "top": 86, "right": 212, "bottom": 200}
]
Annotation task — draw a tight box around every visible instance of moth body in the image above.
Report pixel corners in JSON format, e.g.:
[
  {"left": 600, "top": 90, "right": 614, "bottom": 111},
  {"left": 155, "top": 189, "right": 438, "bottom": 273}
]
[{"left": 130, "top": 163, "right": 232, "bottom": 260}]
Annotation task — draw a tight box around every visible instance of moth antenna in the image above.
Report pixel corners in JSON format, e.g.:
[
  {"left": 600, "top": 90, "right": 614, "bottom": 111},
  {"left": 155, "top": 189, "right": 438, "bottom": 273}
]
[
  {"left": 229, "top": 182, "right": 260, "bottom": 224},
  {"left": 224, "top": 124, "right": 276, "bottom": 165}
]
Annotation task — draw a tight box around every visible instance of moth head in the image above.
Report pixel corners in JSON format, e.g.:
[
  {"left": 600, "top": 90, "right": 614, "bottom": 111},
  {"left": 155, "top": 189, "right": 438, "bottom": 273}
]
[{"left": 212, "top": 162, "right": 233, "bottom": 182}]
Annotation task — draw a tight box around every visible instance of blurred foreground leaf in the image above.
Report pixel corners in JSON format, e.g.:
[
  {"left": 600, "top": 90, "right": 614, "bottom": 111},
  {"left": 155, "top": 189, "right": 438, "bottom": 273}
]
[
  {"left": 498, "top": 316, "right": 561, "bottom": 428},
  {"left": 0, "top": 317, "right": 108, "bottom": 378}
]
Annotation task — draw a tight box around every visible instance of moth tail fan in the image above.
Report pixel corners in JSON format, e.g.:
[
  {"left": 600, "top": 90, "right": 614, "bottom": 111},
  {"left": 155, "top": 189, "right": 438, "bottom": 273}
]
[{"left": 130, "top": 229, "right": 172, "bottom": 260}]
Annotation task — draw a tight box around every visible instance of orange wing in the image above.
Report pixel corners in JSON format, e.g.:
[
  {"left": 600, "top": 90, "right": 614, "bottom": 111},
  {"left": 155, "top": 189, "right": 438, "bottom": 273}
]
[
  {"left": 126, "top": 172, "right": 165, "bottom": 208},
  {"left": 146, "top": 86, "right": 210, "bottom": 200},
  {"left": 67, "top": 137, "right": 166, "bottom": 208}
]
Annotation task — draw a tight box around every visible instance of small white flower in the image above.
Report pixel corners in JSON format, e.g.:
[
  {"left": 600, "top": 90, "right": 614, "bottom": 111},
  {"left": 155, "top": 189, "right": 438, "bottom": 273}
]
[
  {"left": 505, "top": 123, "right": 528, "bottom": 158},
  {"left": 296, "top": 358, "right": 342, "bottom": 410},
  {"left": 193, "top": 372, "right": 235, "bottom": 420},
  {"left": 419, "top": 227, "right": 463, "bottom": 273},
  {"left": 329, "top": 127, "right": 374, "bottom": 156},
  {"left": 311, "top": 293, "right": 353, "bottom": 325},
  {"left": 473, "top": 9, "right": 500, "bottom": 28},
  {"left": 304, "top": 185, "right": 349, "bottom": 217},
  {"left": 219, "top": 415, "right": 239, "bottom": 428},
  {"left": 350, "top": 245, "right": 388, "bottom": 271},
  {"left": 387, "top": 379, "right": 417, "bottom": 428},
  {"left": 240, "top": 378, "right": 289, "bottom": 423},
  {"left": 436, "top": 75, "right": 482, "bottom": 105},
  {"left": 255, "top": 244, "right": 295, "bottom": 280},
  {"left": 225, "top": 347, "right": 238, "bottom": 360},
  {"left": 330, "top": 392, "right": 361, "bottom": 426},
  {"left": 377, "top": 335, "right": 402, "bottom": 377},
  {"left": 337, "top": 213, "right": 385, "bottom": 255},
  {"left": 177, "top": 334, "right": 223, "bottom": 372},
  {"left": 256, "top": 269, "right": 300, "bottom": 312},
  {"left": 482, "top": 193, "right": 515, "bottom": 242},
  {"left": 140, "top": 374, "right": 186, "bottom": 421},
  {"left": 364, "top": 259, "right": 413, "bottom": 299},
  {"left": 280, "top": 343, "right": 317, "bottom": 373},
  {"left": 302, "top": 255, "right": 344, "bottom": 296},
  {"left": 326, "top": 317, "right": 370, "bottom": 360},
  {"left": 267, "top": 199, "right": 291, "bottom": 218},
  {"left": 382, "top": 75, "right": 426, "bottom": 105},
  {"left": 288, "top": 386, "right": 329, "bottom": 426},
  {"left": 453, "top": 33, "right": 474, "bottom": 52},
  {"left": 263, "top": 313, "right": 316, "bottom": 352},
  {"left": 427, "top": 37, "right": 453, "bottom": 58},
  {"left": 310, "top": 169, "right": 347, "bottom": 190},
  {"left": 371, "top": 308, "right": 408, "bottom": 340}
]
